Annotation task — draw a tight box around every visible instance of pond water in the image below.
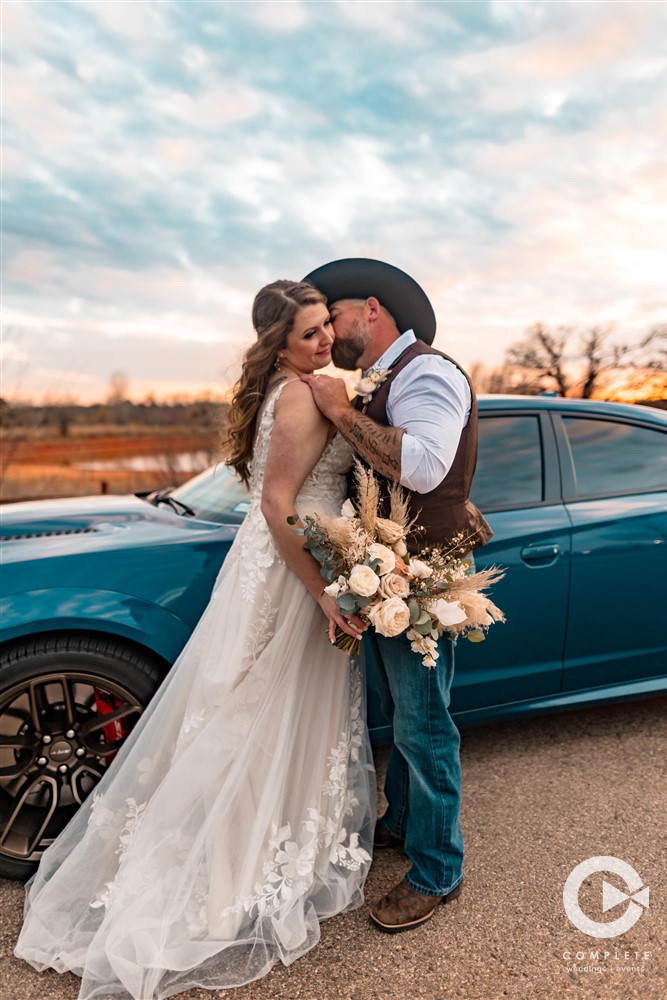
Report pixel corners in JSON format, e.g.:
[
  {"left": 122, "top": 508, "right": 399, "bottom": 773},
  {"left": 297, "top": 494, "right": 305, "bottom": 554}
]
[{"left": 74, "top": 450, "right": 211, "bottom": 472}]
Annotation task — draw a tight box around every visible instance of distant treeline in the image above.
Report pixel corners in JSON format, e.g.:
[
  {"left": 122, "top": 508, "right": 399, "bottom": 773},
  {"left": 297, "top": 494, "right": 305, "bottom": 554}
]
[
  {"left": 0, "top": 398, "right": 231, "bottom": 434},
  {"left": 1, "top": 392, "right": 664, "bottom": 439}
]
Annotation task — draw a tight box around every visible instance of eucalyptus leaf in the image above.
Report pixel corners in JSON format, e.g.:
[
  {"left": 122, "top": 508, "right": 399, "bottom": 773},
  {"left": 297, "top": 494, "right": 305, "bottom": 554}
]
[
  {"left": 336, "top": 593, "right": 358, "bottom": 612},
  {"left": 408, "top": 600, "right": 421, "bottom": 625},
  {"left": 413, "top": 620, "right": 434, "bottom": 636},
  {"left": 286, "top": 514, "right": 299, "bottom": 525}
]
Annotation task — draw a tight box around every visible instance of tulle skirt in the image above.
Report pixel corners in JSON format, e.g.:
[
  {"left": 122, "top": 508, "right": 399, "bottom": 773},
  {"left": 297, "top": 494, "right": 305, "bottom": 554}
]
[{"left": 14, "top": 520, "right": 375, "bottom": 999}]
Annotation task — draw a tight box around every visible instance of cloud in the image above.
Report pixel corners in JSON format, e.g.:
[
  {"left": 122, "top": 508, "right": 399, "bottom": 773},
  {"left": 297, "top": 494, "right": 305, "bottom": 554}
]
[
  {"left": 1, "top": 0, "right": 45, "bottom": 44},
  {"left": 82, "top": 0, "right": 170, "bottom": 49},
  {"left": 333, "top": 0, "right": 433, "bottom": 43},
  {"left": 514, "top": 3, "right": 654, "bottom": 80},
  {"left": 2, "top": 0, "right": 665, "bottom": 400},
  {"left": 237, "top": 1, "right": 310, "bottom": 34}
]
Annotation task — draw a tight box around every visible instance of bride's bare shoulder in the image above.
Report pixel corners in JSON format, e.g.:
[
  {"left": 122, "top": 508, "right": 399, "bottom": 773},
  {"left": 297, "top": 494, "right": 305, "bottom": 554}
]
[
  {"left": 267, "top": 380, "right": 329, "bottom": 448},
  {"left": 273, "top": 378, "right": 323, "bottom": 418}
]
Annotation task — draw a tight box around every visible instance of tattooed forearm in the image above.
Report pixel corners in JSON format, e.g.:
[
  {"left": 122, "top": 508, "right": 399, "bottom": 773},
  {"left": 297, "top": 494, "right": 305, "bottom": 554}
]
[{"left": 333, "top": 408, "right": 404, "bottom": 482}]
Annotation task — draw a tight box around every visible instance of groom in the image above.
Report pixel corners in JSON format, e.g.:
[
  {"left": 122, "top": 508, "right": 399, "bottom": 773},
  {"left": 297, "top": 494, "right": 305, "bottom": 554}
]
[{"left": 302, "top": 258, "right": 491, "bottom": 933}]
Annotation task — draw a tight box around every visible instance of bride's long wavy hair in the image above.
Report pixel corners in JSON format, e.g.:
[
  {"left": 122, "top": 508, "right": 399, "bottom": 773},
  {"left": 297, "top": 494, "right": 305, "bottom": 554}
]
[{"left": 225, "top": 280, "right": 327, "bottom": 486}]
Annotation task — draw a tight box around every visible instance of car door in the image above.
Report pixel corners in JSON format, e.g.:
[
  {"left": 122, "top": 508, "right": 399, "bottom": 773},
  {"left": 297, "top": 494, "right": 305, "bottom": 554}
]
[
  {"left": 555, "top": 412, "right": 667, "bottom": 691},
  {"left": 451, "top": 407, "right": 571, "bottom": 716}
]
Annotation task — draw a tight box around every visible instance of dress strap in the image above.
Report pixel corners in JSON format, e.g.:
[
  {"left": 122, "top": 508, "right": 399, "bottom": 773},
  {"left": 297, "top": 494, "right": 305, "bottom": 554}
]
[{"left": 260, "top": 377, "right": 299, "bottom": 423}]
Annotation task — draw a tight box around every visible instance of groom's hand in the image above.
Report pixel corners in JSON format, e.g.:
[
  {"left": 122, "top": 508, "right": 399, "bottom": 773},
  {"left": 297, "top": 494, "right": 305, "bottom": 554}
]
[
  {"left": 301, "top": 374, "right": 351, "bottom": 421},
  {"left": 304, "top": 372, "right": 405, "bottom": 483}
]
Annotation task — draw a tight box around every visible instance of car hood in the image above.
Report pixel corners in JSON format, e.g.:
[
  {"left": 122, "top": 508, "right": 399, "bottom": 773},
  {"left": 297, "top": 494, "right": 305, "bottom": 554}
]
[
  {"left": 1, "top": 493, "right": 171, "bottom": 535},
  {"left": 0, "top": 493, "right": 234, "bottom": 550}
]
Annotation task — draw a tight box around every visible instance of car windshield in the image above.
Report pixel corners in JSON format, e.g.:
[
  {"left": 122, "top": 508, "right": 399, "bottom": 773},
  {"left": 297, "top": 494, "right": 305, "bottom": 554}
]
[{"left": 169, "top": 464, "right": 250, "bottom": 525}]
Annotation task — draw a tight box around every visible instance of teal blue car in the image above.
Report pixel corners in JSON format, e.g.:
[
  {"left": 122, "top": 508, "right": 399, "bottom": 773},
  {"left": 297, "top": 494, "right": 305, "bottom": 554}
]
[{"left": 1, "top": 396, "right": 665, "bottom": 878}]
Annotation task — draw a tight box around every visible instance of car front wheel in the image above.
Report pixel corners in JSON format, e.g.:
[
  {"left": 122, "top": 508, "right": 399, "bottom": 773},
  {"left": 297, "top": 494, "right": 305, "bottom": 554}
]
[{"left": 0, "top": 633, "right": 163, "bottom": 880}]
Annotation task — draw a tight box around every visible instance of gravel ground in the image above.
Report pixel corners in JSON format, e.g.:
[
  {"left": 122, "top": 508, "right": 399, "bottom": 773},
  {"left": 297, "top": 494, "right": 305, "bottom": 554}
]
[{"left": 1, "top": 698, "right": 665, "bottom": 1000}]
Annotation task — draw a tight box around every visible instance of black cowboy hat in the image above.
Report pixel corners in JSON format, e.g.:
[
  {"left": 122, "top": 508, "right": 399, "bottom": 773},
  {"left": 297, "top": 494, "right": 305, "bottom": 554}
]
[{"left": 303, "top": 258, "right": 436, "bottom": 345}]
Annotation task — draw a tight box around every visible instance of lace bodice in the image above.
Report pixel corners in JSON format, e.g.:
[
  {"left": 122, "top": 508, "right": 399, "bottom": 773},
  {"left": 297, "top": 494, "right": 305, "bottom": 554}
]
[
  {"left": 224, "top": 380, "right": 354, "bottom": 606},
  {"left": 248, "top": 379, "right": 354, "bottom": 518}
]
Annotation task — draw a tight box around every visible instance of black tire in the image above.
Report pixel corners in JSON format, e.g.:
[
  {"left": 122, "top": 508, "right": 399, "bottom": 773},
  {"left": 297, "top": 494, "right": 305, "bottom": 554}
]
[{"left": 0, "top": 633, "right": 164, "bottom": 880}]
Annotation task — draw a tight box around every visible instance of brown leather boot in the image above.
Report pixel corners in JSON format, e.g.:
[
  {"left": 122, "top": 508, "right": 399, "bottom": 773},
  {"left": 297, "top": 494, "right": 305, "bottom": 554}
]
[
  {"left": 373, "top": 823, "right": 403, "bottom": 850},
  {"left": 370, "top": 878, "right": 463, "bottom": 933}
]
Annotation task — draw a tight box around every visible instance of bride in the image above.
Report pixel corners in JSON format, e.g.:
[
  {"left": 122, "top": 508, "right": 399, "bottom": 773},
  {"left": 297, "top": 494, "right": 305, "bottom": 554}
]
[{"left": 15, "top": 280, "right": 376, "bottom": 999}]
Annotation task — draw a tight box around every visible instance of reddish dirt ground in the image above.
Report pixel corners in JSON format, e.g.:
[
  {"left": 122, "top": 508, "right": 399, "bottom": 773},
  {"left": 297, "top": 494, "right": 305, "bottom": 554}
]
[{"left": 4, "top": 431, "right": 217, "bottom": 464}]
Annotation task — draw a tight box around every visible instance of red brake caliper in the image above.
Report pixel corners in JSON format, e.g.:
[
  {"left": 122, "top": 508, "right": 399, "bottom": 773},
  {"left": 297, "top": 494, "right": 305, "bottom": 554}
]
[{"left": 93, "top": 688, "right": 128, "bottom": 749}]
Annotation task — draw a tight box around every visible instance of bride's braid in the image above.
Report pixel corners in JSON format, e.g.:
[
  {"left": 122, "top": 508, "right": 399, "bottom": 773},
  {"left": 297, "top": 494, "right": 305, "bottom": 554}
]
[{"left": 224, "top": 280, "right": 326, "bottom": 486}]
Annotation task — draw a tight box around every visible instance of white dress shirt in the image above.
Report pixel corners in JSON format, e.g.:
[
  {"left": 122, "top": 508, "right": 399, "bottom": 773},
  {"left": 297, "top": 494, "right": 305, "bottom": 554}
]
[{"left": 365, "top": 331, "right": 471, "bottom": 495}]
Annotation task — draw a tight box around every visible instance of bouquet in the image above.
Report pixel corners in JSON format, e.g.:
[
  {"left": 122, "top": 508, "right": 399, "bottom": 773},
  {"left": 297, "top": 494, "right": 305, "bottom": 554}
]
[{"left": 289, "top": 462, "right": 505, "bottom": 667}]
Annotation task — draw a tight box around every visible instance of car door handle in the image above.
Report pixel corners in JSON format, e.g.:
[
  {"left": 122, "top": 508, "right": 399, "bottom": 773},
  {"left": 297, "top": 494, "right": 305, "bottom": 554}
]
[{"left": 521, "top": 544, "right": 561, "bottom": 565}]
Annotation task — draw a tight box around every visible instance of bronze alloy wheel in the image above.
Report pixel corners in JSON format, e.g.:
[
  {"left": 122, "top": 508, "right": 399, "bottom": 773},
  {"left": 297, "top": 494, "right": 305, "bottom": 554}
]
[{"left": 0, "top": 634, "right": 163, "bottom": 879}]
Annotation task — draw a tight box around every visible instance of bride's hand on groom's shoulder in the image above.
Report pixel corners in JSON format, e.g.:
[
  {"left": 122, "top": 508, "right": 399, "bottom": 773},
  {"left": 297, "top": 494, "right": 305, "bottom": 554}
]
[{"left": 301, "top": 373, "right": 351, "bottom": 420}]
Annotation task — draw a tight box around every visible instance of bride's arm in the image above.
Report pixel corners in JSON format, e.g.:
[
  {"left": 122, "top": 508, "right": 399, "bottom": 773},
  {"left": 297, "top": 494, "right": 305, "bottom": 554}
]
[{"left": 261, "top": 381, "right": 366, "bottom": 642}]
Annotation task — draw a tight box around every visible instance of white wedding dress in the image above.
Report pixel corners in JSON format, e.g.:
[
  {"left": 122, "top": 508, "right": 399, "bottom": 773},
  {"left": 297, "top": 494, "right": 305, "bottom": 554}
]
[{"left": 15, "top": 380, "right": 375, "bottom": 1000}]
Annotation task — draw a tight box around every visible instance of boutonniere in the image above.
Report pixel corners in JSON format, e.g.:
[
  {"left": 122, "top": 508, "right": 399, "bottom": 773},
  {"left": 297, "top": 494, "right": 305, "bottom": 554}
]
[{"left": 353, "top": 368, "right": 392, "bottom": 404}]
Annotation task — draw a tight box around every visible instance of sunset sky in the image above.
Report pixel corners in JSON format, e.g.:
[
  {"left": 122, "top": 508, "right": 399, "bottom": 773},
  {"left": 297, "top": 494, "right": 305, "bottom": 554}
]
[{"left": 3, "top": 0, "right": 666, "bottom": 402}]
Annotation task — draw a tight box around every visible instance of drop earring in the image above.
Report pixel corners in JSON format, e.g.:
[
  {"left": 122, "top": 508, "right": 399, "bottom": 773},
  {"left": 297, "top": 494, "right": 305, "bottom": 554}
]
[{"left": 274, "top": 353, "right": 282, "bottom": 370}]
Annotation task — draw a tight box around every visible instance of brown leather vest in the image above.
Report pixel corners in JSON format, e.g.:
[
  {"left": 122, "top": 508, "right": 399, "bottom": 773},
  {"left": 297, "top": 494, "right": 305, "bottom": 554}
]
[{"left": 352, "top": 340, "right": 492, "bottom": 554}]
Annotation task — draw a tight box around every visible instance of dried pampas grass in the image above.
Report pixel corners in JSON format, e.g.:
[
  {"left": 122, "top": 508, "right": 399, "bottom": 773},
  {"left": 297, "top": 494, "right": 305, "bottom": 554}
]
[
  {"left": 445, "top": 565, "right": 506, "bottom": 634},
  {"left": 352, "top": 460, "right": 380, "bottom": 536},
  {"left": 387, "top": 481, "right": 410, "bottom": 530},
  {"left": 314, "top": 512, "right": 368, "bottom": 570}
]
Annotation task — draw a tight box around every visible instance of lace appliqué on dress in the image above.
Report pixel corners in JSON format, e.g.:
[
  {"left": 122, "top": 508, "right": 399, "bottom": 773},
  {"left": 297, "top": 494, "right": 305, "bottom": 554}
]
[
  {"left": 89, "top": 797, "right": 148, "bottom": 909},
  {"left": 241, "top": 592, "right": 278, "bottom": 668},
  {"left": 238, "top": 520, "right": 278, "bottom": 606},
  {"left": 217, "top": 660, "right": 370, "bottom": 924}
]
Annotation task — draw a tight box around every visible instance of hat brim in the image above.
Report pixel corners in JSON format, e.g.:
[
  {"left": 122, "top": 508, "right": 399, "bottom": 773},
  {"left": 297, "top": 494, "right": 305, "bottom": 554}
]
[{"left": 303, "top": 258, "right": 436, "bottom": 345}]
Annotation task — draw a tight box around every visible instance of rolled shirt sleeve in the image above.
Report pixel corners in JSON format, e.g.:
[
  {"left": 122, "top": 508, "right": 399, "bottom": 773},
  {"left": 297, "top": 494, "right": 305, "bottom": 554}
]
[{"left": 386, "top": 357, "right": 471, "bottom": 494}]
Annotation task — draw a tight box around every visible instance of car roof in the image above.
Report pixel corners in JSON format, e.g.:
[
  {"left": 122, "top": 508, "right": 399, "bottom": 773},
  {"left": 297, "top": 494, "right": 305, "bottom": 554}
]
[{"left": 477, "top": 395, "right": 667, "bottom": 424}]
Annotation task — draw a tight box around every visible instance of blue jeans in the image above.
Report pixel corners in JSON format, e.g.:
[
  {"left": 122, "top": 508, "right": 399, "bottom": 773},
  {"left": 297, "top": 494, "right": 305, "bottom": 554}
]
[{"left": 368, "top": 629, "right": 464, "bottom": 896}]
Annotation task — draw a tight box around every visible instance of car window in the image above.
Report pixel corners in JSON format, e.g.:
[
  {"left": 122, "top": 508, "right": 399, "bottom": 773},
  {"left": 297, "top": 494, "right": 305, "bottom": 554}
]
[
  {"left": 170, "top": 465, "right": 250, "bottom": 524},
  {"left": 562, "top": 417, "right": 667, "bottom": 498},
  {"left": 471, "top": 415, "right": 543, "bottom": 510}
]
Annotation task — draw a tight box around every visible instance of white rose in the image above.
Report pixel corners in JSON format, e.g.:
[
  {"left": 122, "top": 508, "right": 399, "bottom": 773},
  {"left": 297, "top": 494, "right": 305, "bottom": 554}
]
[
  {"left": 376, "top": 518, "right": 405, "bottom": 545},
  {"left": 368, "top": 597, "right": 411, "bottom": 637},
  {"left": 367, "top": 543, "right": 396, "bottom": 576},
  {"left": 341, "top": 499, "right": 356, "bottom": 519},
  {"left": 378, "top": 573, "right": 411, "bottom": 600},
  {"left": 348, "top": 564, "right": 380, "bottom": 597},
  {"left": 428, "top": 598, "right": 467, "bottom": 627},
  {"left": 408, "top": 558, "right": 432, "bottom": 579}
]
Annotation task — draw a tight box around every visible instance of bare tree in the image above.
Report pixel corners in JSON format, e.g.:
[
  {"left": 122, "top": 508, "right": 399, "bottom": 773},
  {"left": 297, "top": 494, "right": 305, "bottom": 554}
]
[
  {"left": 470, "top": 362, "right": 545, "bottom": 395},
  {"left": 107, "top": 371, "right": 130, "bottom": 406},
  {"left": 505, "top": 323, "right": 666, "bottom": 399},
  {"left": 506, "top": 324, "right": 572, "bottom": 395}
]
